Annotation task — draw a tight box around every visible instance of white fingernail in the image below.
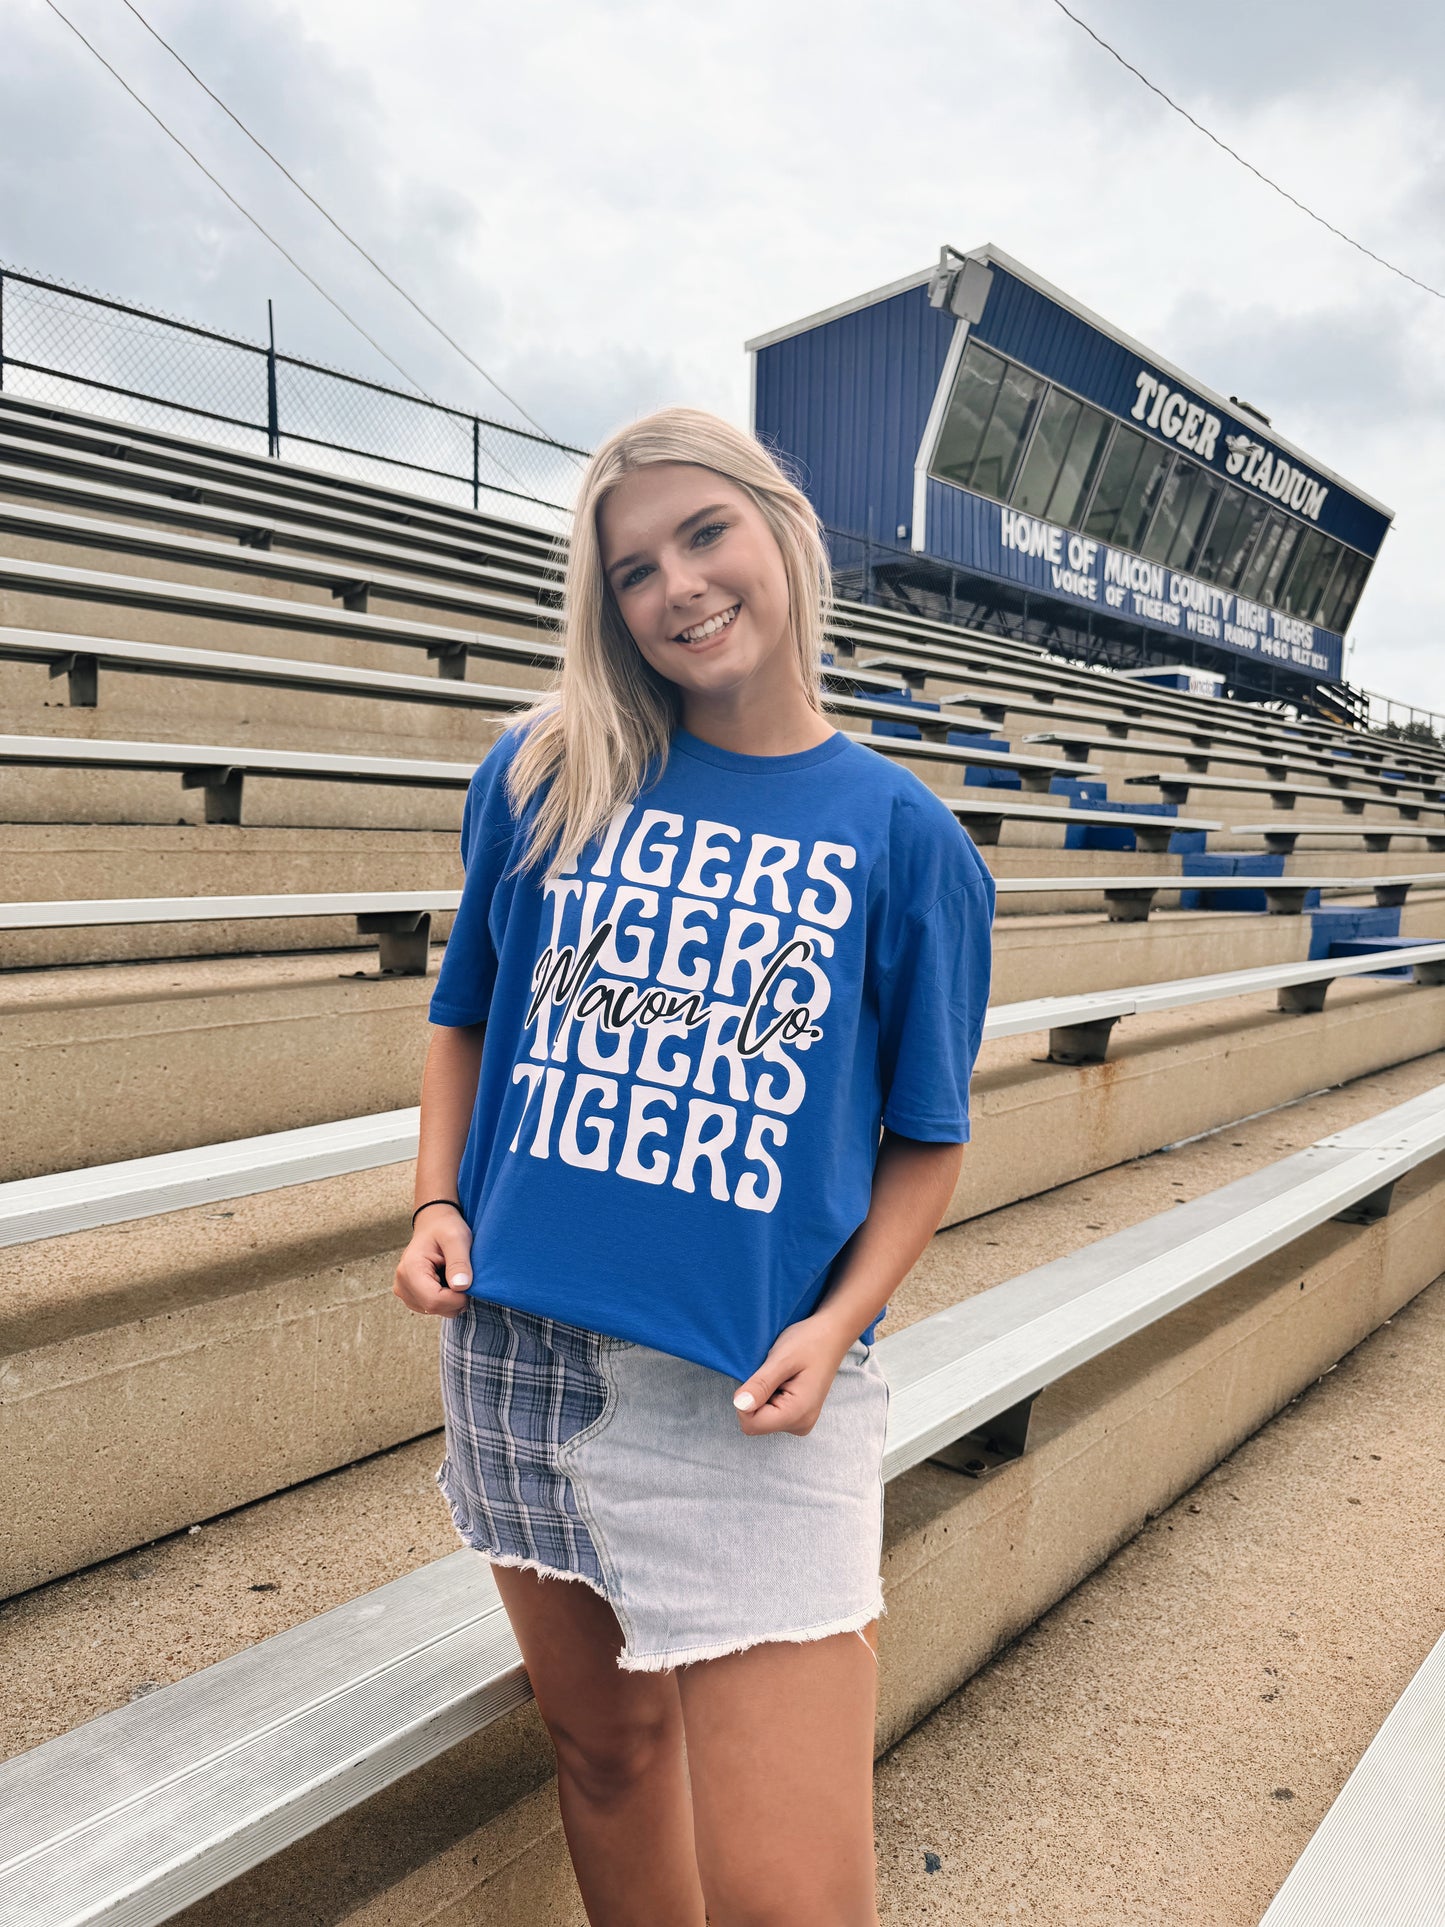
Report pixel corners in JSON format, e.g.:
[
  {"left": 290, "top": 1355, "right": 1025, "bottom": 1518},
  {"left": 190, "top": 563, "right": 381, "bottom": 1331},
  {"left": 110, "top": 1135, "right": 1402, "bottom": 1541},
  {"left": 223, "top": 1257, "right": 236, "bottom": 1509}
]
[
  {"left": 734, "top": 1391, "right": 754, "bottom": 1411},
  {"left": 450, "top": 1273, "right": 470, "bottom": 1288}
]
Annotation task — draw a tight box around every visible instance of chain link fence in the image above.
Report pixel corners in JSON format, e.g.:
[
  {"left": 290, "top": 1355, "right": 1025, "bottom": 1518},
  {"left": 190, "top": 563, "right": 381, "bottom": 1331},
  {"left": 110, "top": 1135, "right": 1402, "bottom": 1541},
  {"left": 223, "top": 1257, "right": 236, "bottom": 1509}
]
[{"left": 0, "top": 264, "right": 586, "bottom": 532}]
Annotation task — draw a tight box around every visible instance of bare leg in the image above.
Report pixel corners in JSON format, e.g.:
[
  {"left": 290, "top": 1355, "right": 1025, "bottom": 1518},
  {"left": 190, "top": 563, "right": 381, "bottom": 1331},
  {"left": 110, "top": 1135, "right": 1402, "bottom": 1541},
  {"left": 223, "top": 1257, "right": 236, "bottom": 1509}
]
[
  {"left": 677, "top": 1620, "right": 881, "bottom": 1927},
  {"left": 489, "top": 1562, "right": 708, "bottom": 1927}
]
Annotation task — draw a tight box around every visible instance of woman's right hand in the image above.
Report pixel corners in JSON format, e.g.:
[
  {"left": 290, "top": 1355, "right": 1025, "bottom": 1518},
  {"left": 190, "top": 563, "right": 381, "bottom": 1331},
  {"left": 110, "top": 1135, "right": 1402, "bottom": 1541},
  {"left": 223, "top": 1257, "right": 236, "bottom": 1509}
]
[{"left": 393, "top": 1203, "right": 474, "bottom": 1319}]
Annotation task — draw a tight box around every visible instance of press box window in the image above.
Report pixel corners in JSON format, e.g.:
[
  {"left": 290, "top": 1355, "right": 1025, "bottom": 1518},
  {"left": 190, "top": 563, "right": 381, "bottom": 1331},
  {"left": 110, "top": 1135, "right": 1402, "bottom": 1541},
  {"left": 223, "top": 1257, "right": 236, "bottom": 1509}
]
[
  {"left": 1278, "top": 528, "right": 1337, "bottom": 622},
  {"left": 1081, "top": 424, "right": 1146, "bottom": 543},
  {"left": 930, "top": 341, "right": 1007, "bottom": 490},
  {"left": 1318, "top": 549, "right": 1370, "bottom": 634},
  {"left": 971, "top": 362, "right": 1046, "bottom": 500},
  {"left": 1010, "top": 388, "right": 1081, "bottom": 517},
  {"left": 1140, "top": 457, "right": 1221, "bottom": 573},
  {"left": 1043, "top": 401, "right": 1111, "bottom": 528},
  {"left": 1110, "top": 441, "right": 1172, "bottom": 553},
  {"left": 931, "top": 340, "right": 1045, "bottom": 504}
]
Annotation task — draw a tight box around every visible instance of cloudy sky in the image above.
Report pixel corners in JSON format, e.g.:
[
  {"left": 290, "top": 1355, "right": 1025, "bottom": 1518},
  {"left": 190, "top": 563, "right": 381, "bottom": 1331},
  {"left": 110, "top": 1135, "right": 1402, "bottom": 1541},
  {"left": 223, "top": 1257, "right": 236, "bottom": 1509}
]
[{"left": 4, "top": 0, "right": 1442, "bottom": 711}]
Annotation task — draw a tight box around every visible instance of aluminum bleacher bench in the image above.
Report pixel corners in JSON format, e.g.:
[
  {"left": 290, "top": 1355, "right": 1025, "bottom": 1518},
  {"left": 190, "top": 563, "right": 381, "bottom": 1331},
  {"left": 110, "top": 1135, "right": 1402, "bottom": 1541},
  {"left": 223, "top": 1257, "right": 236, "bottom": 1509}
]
[
  {"left": 0, "top": 455, "right": 565, "bottom": 593},
  {"left": 0, "top": 498, "right": 555, "bottom": 613},
  {"left": 989, "top": 942, "right": 1445, "bottom": 1062},
  {"left": 0, "top": 1108, "right": 423, "bottom": 1248},
  {"left": 0, "top": 889, "right": 463, "bottom": 975},
  {"left": 0, "top": 398, "right": 569, "bottom": 568},
  {"left": 0, "top": 626, "right": 907, "bottom": 714},
  {"left": 4, "top": 940, "right": 1441, "bottom": 1248},
  {"left": 0, "top": 434, "right": 562, "bottom": 585},
  {"left": 2, "top": 1082, "right": 1442, "bottom": 1926},
  {"left": 1026, "top": 729, "right": 1445, "bottom": 798},
  {"left": 0, "top": 726, "right": 1096, "bottom": 813},
  {"left": 943, "top": 794, "right": 1220, "bottom": 850},
  {"left": 843, "top": 730, "right": 1098, "bottom": 791},
  {"left": 992, "top": 873, "right": 1445, "bottom": 920},
  {"left": 0, "top": 734, "right": 482, "bottom": 823},
  {"left": 1257, "top": 1628, "right": 1445, "bottom": 1926},
  {"left": 0, "top": 555, "right": 560, "bottom": 679},
  {"left": 1232, "top": 820, "right": 1445, "bottom": 856},
  {"left": 0, "top": 627, "right": 539, "bottom": 716},
  {"left": 1124, "top": 769, "right": 1445, "bottom": 818}
]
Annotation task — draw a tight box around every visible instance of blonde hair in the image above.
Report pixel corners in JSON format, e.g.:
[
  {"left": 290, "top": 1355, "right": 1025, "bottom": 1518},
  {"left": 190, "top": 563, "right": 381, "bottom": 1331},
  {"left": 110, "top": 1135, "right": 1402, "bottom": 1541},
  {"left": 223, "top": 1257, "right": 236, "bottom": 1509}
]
[{"left": 504, "top": 405, "right": 833, "bottom": 879}]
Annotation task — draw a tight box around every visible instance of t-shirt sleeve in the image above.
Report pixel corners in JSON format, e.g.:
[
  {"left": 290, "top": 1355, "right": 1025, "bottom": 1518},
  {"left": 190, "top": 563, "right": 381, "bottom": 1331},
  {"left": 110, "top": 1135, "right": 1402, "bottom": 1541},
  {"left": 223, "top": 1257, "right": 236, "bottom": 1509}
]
[
  {"left": 427, "top": 727, "right": 525, "bottom": 1028},
  {"left": 876, "top": 844, "right": 995, "bottom": 1143}
]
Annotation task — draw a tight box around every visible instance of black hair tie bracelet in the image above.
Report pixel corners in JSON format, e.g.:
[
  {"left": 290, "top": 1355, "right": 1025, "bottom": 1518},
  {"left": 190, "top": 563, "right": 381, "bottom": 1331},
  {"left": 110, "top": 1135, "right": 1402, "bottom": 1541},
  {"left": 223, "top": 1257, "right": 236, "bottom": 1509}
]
[{"left": 412, "top": 1199, "right": 464, "bottom": 1228}]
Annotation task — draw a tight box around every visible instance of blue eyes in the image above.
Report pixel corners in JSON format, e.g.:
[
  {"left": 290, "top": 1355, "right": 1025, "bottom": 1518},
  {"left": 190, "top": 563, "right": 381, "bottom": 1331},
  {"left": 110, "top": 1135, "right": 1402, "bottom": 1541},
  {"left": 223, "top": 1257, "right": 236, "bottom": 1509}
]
[{"left": 617, "top": 522, "right": 726, "bottom": 591}]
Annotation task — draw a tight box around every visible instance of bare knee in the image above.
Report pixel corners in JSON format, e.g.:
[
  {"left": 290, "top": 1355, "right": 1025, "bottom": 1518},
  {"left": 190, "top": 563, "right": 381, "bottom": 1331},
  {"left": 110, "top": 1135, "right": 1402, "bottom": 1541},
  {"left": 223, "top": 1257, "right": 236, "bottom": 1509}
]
[{"left": 545, "top": 1704, "right": 683, "bottom": 1807}]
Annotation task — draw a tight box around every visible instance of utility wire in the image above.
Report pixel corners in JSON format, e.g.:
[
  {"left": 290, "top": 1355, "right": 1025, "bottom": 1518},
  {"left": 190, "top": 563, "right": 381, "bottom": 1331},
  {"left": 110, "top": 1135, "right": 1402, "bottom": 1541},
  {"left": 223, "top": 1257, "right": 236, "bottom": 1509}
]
[
  {"left": 1050, "top": 0, "right": 1445, "bottom": 306},
  {"left": 40, "top": 0, "right": 436, "bottom": 396},
  {"left": 44, "top": 0, "right": 555, "bottom": 506},
  {"left": 120, "top": 0, "right": 581, "bottom": 457}
]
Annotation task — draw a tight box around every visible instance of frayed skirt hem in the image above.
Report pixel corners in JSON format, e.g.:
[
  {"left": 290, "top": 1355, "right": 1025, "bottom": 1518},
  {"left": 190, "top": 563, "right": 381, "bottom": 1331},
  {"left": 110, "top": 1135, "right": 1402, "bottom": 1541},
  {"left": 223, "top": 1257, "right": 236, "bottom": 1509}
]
[
  {"left": 468, "top": 1545, "right": 615, "bottom": 1606},
  {"left": 614, "top": 1593, "right": 888, "bottom": 1674}
]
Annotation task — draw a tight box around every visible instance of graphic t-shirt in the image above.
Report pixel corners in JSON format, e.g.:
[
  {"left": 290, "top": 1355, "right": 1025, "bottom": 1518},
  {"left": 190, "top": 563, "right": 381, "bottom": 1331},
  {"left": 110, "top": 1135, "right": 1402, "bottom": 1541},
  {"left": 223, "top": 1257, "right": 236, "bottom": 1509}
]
[{"left": 428, "top": 720, "right": 996, "bottom": 1383}]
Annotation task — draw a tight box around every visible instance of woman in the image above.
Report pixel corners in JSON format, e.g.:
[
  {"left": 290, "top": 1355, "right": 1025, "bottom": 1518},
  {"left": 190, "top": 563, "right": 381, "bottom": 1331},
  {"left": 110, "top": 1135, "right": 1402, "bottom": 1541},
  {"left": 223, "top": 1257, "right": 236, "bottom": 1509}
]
[{"left": 393, "top": 406, "right": 995, "bottom": 1925}]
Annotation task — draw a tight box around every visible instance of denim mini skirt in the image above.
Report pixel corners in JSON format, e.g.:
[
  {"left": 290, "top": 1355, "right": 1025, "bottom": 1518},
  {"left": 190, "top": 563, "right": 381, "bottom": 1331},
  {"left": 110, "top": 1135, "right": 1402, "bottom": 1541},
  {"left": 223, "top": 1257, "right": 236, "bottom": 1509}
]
[{"left": 437, "top": 1296, "right": 891, "bottom": 1674}]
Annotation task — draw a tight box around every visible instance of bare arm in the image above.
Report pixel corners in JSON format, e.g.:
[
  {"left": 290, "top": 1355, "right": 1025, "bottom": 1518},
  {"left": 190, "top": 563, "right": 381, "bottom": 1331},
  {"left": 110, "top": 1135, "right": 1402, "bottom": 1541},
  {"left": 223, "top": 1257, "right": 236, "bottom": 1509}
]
[
  {"left": 808, "top": 1129, "right": 964, "bottom": 1348},
  {"left": 393, "top": 1022, "right": 486, "bottom": 1320},
  {"left": 731, "top": 1129, "right": 964, "bottom": 1435}
]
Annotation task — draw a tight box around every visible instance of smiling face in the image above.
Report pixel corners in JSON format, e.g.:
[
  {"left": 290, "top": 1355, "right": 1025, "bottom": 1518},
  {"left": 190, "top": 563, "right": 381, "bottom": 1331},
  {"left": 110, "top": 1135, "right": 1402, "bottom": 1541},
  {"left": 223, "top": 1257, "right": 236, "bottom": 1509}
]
[{"left": 597, "top": 462, "right": 798, "bottom": 720}]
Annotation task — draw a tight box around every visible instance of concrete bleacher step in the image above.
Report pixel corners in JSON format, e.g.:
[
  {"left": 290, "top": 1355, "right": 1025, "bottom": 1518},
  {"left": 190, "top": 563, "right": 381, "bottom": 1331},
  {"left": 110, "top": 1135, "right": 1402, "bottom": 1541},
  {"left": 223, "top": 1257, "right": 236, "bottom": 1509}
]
[
  {"left": 870, "top": 1259, "right": 1445, "bottom": 1926},
  {"left": 0, "top": 499, "right": 561, "bottom": 620},
  {"left": 6, "top": 1049, "right": 1444, "bottom": 1924},
  {"left": 0, "top": 454, "right": 566, "bottom": 597},
  {"left": 0, "top": 1156, "right": 436, "bottom": 1594},
  {"left": 11, "top": 392, "right": 1431, "bottom": 792},
  {"left": 0, "top": 823, "right": 459, "bottom": 967},
  {"left": 7, "top": 934, "right": 1443, "bottom": 1186},
  {"left": 7, "top": 959, "right": 1445, "bottom": 1589},
  {"left": 0, "top": 554, "right": 559, "bottom": 684},
  {"left": 2, "top": 947, "right": 433, "bottom": 1180},
  {"left": 0, "top": 395, "right": 567, "bottom": 571},
  {"left": 0, "top": 407, "right": 1409, "bottom": 788}
]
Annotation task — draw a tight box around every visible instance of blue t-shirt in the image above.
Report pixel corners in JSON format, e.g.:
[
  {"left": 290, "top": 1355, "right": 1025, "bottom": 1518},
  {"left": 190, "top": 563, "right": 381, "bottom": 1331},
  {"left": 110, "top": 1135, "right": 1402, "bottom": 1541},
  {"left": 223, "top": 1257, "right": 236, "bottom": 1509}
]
[{"left": 428, "top": 720, "right": 995, "bottom": 1383}]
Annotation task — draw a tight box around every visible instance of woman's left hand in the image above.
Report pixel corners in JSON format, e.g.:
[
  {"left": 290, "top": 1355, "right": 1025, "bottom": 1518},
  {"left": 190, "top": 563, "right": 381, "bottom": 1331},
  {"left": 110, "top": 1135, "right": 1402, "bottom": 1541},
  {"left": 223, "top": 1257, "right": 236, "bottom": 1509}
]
[{"left": 732, "top": 1313, "right": 856, "bottom": 1437}]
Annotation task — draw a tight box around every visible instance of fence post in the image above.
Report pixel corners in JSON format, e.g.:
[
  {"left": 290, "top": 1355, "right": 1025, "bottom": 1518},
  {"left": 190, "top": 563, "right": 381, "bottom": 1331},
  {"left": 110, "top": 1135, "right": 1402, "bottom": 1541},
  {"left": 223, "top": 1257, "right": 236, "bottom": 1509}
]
[
  {"left": 265, "top": 299, "right": 280, "bottom": 458},
  {"left": 472, "top": 415, "right": 480, "bottom": 512}
]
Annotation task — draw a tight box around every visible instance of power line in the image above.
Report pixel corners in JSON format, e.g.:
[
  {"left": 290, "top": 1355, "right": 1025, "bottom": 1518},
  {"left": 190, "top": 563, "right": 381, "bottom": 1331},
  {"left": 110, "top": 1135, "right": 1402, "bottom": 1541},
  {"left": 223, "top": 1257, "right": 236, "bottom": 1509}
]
[
  {"left": 1050, "top": 0, "right": 1445, "bottom": 306},
  {"left": 40, "top": 0, "right": 437, "bottom": 396},
  {"left": 119, "top": 0, "right": 578, "bottom": 456}
]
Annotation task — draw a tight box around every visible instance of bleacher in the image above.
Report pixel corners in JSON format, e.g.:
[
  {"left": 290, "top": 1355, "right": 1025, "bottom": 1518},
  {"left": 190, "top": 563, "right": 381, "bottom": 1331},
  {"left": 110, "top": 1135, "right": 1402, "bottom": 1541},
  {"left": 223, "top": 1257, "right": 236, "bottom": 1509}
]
[{"left": 2, "top": 392, "right": 1443, "bottom": 1925}]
